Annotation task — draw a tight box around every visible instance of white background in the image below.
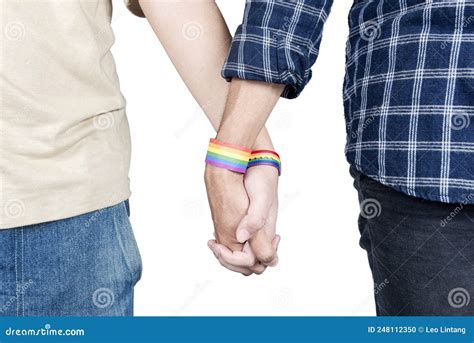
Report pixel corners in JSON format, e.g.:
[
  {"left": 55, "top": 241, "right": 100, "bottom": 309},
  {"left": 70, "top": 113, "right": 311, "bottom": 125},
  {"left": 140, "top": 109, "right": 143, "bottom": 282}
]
[{"left": 111, "top": 0, "right": 375, "bottom": 316}]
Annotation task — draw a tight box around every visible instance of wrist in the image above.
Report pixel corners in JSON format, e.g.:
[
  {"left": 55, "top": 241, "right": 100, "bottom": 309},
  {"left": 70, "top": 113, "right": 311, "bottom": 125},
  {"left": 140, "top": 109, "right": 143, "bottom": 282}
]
[
  {"left": 215, "top": 129, "right": 255, "bottom": 150},
  {"left": 215, "top": 126, "right": 274, "bottom": 152},
  {"left": 204, "top": 164, "right": 244, "bottom": 183},
  {"left": 205, "top": 137, "right": 281, "bottom": 176},
  {"left": 252, "top": 128, "right": 274, "bottom": 151},
  {"left": 205, "top": 138, "right": 251, "bottom": 174}
]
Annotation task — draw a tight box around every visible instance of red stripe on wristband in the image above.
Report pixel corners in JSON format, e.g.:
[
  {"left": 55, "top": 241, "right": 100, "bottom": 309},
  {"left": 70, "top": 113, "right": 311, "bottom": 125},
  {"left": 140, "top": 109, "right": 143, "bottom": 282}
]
[
  {"left": 247, "top": 150, "right": 282, "bottom": 176},
  {"left": 205, "top": 139, "right": 251, "bottom": 174}
]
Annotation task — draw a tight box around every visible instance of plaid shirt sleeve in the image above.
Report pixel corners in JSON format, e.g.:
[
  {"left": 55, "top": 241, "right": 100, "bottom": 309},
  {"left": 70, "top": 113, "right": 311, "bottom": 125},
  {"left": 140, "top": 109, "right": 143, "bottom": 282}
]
[{"left": 222, "top": 0, "right": 334, "bottom": 99}]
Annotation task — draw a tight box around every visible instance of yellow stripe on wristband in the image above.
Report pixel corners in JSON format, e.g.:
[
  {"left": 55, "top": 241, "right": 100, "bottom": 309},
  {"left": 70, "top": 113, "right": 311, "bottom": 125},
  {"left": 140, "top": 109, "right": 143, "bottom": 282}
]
[{"left": 205, "top": 139, "right": 251, "bottom": 174}]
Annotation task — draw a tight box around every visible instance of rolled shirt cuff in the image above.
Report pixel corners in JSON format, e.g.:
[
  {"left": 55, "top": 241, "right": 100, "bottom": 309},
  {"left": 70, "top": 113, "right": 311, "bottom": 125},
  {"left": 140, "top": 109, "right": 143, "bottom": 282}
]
[{"left": 221, "top": 24, "right": 314, "bottom": 99}]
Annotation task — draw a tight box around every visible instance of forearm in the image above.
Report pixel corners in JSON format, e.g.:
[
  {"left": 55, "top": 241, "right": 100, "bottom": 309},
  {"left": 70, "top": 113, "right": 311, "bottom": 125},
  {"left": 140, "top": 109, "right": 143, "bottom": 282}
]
[
  {"left": 217, "top": 79, "right": 284, "bottom": 149},
  {"left": 138, "top": 0, "right": 274, "bottom": 149}
]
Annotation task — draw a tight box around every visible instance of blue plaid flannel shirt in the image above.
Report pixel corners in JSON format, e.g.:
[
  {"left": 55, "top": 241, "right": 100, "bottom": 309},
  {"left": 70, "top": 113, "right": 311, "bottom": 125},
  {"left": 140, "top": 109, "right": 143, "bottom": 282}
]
[{"left": 222, "top": 0, "right": 474, "bottom": 204}]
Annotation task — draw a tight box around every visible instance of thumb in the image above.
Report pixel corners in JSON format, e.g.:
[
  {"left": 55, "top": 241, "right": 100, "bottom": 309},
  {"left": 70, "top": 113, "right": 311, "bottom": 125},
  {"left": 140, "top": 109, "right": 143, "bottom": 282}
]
[
  {"left": 236, "top": 193, "right": 272, "bottom": 243},
  {"left": 236, "top": 213, "right": 266, "bottom": 243}
]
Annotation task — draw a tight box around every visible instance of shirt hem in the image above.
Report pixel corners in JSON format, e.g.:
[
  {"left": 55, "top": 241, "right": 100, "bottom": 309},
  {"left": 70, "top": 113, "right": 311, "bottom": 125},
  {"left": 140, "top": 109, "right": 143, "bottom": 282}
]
[
  {"left": 1, "top": 190, "right": 131, "bottom": 230},
  {"left": 347, "top": 159, "right": 474, "bottom": 206}
]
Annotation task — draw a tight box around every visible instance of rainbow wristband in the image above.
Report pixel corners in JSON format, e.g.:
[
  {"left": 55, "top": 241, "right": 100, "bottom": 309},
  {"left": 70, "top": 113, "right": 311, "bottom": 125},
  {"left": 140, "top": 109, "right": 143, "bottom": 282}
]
[
  {"left": 205, "top": 138, "right": 252, "bottom": 174},
  {"left": 248, "top": 150, "right": 282, "bottom": 176}
]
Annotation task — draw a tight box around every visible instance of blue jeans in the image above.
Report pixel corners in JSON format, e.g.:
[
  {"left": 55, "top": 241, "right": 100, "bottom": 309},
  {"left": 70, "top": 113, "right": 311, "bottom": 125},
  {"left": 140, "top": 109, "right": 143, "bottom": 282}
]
[
  {"left": 351, "top": 167, "right": 474, "bottom": 316},
  {"left": 0, "top": 201, "right": 142, "bottom": 316}
]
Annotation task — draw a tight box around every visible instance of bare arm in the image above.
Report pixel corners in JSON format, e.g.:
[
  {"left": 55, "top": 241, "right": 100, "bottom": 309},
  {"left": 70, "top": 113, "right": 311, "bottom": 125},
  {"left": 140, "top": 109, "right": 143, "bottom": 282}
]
[
  {"left": 138, "top": 0, "right": 280, "bottom": 274},
  {"left": 216, "top": 79, "right": 284, "bottom": 148},
  {"left": 138, "top": 0, "right": 273, "bottom": 150}
]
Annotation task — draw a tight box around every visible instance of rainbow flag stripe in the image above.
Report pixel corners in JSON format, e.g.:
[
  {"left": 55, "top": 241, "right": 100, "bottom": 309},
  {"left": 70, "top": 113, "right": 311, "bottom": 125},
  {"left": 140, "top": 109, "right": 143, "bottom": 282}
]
[
  {"left": 248, "top": 150, "right": 282, "bottom": 175},
  {"left": 205, "top": 139, "right": 251, "bottom": 174}
]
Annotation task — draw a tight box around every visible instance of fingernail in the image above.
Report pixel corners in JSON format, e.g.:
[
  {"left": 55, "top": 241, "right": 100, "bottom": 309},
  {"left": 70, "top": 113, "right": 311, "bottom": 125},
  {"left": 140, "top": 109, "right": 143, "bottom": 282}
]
[{"left": 237, "top": 229, "right": 250, "bottom": 243}]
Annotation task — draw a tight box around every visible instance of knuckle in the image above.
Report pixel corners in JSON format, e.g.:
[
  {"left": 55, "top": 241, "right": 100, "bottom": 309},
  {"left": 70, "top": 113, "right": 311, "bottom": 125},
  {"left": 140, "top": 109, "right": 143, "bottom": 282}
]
[
  {"left": 256, "top": 251, "right": 275, "bottom": 265},
  {"left": 249, "top": 215, "right": 266, "bottom": 229},
  {"left": 269, "top": 257, "right": 279, "bottom": 267}
]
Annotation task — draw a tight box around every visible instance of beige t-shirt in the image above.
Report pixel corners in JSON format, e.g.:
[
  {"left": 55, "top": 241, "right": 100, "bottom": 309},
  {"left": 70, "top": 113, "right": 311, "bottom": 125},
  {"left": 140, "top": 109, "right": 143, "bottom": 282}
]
[{"left": 1, "top": 0, "right": 144, "bottom": 229}]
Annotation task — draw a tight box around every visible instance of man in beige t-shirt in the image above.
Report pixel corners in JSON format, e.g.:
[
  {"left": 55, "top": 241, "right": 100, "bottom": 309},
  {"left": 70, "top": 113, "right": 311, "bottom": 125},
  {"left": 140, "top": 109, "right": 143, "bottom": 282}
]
[
  {"left": 0, "top": 0, "right": 280, "bottom": 316},
  {"left": 2, "top": 1, "right": 140, "bottom": 229},
  {"left": 0, "top": 0, "right": 147, "bottom": 316}
]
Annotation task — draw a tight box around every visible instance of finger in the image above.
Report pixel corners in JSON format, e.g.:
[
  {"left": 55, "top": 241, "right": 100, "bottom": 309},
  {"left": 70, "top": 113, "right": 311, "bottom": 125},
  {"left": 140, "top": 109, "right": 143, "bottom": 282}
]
[
  {"left": 249, "top": 261, "right": 267, "bottom": 275},
  {"left": 245, "top": 242, "right": 267, "bottom": 274},
  {"left": 249, "top": 229, "right": 276, "bottom": 265},
  {"left": 265, "top": 235, "right": 281, "bottom": 267},
  {"left": 211, "top": 241, "right": 257, "bottom": 268},
  {"left": 266, "top": 235, "right": 281, "bottom": 267},
  {"left": 236, "top": 189, "right": 273, "bottom": 243},
  {"left": 208, "top": 241, "right": 253, "bottom": 276},
  {"left": 272, "top": 234, "right": 281, "bottom": 250},
  {"left": 236, "top": 213, "right": 266, "bottom": 243}
]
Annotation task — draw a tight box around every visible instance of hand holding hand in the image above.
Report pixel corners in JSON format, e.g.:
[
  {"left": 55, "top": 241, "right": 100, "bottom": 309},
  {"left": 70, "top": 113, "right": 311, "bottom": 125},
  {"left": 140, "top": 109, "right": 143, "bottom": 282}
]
[{"left": 205, "top": 164, "right": 280, "bottom": 275}]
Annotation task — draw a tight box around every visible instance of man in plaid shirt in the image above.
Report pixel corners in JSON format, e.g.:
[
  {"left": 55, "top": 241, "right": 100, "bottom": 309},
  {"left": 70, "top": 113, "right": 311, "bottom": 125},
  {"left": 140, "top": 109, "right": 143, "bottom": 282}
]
[{"left": 206, "top": 0, "right": 474, "bottom": 315}]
